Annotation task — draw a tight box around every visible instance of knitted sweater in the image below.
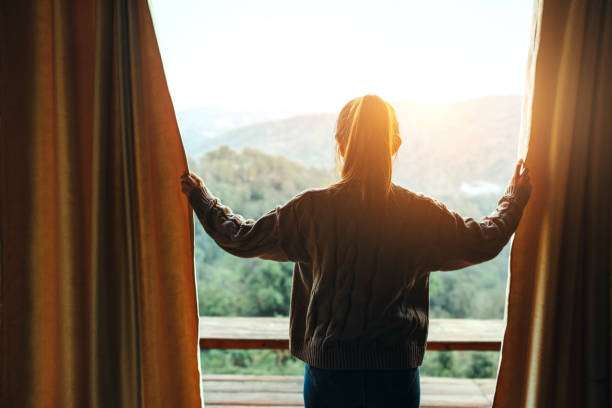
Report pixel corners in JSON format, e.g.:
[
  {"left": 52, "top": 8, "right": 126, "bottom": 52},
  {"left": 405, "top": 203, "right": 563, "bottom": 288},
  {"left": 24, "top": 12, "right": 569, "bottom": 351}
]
[{"left": 188, "top": 180, "right": 529, "bottom": 370}]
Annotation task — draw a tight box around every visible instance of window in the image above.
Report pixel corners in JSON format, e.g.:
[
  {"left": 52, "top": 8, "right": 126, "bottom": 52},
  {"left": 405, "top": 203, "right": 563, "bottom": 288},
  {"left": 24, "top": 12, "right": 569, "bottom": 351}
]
[{"left": 150, "top": 0, "right": 533, "bottom": 378}]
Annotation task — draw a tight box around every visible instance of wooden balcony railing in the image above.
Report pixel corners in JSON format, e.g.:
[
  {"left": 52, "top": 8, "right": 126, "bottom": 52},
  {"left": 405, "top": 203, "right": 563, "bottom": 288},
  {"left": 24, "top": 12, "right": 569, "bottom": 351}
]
[
  {"left": 199, "top": 317, "right": 502, "bottom": 407},
  {"left": 199, "top": 317, "right": 504, "bottom": 351}
]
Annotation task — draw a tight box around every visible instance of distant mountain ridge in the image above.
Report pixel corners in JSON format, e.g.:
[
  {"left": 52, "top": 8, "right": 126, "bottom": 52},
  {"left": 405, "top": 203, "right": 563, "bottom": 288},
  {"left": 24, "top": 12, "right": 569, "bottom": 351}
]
[
  {"left": 180, "top": 95, "right": 522, "bottom": 196},
  {"left": 177, "top": 106, "right": 285, "bottom": 153}
]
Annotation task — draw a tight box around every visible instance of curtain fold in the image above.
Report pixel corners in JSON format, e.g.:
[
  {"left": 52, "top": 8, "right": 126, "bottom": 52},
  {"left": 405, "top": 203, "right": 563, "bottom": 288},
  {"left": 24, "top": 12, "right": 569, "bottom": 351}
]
[
  {"left": 0, "top": 1, "right": 202, "bottom": 407},
  {"left": 494, "top": 0, "right": 612, "bottom": 406}
]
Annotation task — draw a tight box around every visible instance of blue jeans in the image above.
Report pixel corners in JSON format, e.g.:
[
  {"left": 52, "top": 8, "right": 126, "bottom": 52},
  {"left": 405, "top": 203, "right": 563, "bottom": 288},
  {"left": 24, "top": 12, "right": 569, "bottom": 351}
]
[{"left": 303, "top": 364, "right": 420, "bottom": 408}]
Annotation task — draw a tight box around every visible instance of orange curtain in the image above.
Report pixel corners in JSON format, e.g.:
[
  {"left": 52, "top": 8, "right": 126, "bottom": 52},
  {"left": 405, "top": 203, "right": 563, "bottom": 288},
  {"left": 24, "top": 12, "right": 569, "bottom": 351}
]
[
  {"left": 494, "top": 0, "right": 611, "bottom": 406},
  {"left": 0, "top": 1, "right": 202, "bottom": 407}
]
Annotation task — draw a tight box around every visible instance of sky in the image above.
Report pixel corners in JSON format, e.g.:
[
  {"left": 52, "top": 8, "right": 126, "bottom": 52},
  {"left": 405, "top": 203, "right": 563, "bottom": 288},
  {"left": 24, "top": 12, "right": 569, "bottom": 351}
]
[{"left": 149, "top": 0, "right": 534, "bottom": 116}]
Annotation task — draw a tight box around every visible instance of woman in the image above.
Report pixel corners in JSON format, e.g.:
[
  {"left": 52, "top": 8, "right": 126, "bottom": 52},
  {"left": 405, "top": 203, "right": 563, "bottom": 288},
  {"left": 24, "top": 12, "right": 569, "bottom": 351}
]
[{"left": 181, "top": 95, "right": 531, "bottom": 408}]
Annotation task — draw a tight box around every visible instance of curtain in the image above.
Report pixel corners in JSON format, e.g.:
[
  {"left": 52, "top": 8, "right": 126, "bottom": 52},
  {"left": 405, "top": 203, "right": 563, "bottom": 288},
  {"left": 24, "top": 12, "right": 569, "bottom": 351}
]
[
  {"left": 494, "top": 0, "right": 611, "bottom": 406},
  {"left": 0, "top": 1, "right": 202, "bottom": 407}
]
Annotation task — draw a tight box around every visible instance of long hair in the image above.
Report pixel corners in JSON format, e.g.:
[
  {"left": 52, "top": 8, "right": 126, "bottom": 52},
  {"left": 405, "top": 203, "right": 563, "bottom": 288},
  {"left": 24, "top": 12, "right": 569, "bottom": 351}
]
[{"left": 332, "top": 95, "right": 401, "bottom": 198}]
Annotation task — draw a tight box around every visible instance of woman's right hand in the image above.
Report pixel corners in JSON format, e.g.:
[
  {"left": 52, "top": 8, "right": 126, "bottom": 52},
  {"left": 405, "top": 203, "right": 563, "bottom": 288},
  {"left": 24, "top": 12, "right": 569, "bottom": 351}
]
[
  {"left": 181, "top": 172, "right": 205, "bottom": 197},
  {"left": 509, "top": 159, "right": 532, "bottom": 202}
]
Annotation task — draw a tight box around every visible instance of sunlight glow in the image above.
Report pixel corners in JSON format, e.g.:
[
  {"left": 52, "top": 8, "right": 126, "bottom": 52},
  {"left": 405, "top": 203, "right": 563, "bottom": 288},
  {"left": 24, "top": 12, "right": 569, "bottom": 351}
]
[{"left": 150, "top": 0, "right": 533, "bottom": 115}]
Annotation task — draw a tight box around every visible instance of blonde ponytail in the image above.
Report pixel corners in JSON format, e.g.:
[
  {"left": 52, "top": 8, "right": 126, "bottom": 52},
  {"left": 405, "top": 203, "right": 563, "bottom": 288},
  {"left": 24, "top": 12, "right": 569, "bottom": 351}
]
[{"left": 333, "top": 95, "right": 400, "bottom": 198}]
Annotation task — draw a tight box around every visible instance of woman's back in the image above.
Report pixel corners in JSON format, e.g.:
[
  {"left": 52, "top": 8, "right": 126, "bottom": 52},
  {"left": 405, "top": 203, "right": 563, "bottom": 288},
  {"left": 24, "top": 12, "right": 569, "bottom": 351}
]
[{"left": 281, "top": 180, "right": 526, "bottom": 369}]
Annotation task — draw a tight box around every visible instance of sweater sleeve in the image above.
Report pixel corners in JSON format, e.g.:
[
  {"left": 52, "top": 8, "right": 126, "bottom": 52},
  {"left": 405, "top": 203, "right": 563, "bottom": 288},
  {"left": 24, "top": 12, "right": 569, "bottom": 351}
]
[
  {"left": 188, "top": 186, "right": 309, "bottom": 263},
  {"left": 426, "top": 184, "right": 530, "bottom": 271}
]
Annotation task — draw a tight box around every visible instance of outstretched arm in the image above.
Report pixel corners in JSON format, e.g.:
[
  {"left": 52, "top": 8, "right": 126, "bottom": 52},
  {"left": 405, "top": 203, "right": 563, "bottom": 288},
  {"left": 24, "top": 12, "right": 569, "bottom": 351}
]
[
  {"left": 181, "top": 172, "right": 307, "bottom": 263},
  {"left": 428, "top": 160, "right": 532, "bottom": 271}
]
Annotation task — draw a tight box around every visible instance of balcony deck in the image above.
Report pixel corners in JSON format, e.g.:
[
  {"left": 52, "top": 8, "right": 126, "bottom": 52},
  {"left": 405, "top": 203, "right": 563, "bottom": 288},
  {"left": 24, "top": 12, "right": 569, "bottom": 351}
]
[
  {"left": 199, "top": 317, "right": 503, "bottom": 407},
  {"left": 203, "top": 375, "right": 496, "bottom": 407}
]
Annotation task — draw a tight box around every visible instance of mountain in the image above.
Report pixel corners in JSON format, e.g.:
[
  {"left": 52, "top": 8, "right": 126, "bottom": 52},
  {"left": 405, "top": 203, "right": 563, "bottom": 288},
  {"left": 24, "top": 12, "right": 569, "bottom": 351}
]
[
  {"left": 184, "top": 95, "right": 522, "bottom": 197},
  {"left": 177, "top": 106, "right": 285, "bottom": 153},
  {"left": 391, "top": 95, "right": 521, "bottom": 195}
]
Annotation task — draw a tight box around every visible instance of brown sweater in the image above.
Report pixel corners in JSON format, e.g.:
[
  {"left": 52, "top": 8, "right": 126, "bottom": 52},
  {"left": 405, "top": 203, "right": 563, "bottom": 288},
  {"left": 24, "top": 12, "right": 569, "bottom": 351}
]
[{"left": 189, "top": 180, "right": 529, "bottom": 370}]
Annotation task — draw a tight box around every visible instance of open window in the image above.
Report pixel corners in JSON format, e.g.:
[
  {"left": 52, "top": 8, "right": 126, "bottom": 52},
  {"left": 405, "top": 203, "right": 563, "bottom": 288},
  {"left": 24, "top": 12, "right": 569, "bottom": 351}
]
[{"left": 150, "top": 0, "right": 534, "bottom": 380}]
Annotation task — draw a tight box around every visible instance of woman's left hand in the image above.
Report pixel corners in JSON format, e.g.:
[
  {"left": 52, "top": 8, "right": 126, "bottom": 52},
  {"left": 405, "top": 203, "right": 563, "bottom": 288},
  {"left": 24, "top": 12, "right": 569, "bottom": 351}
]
[{"left": 181, "top": 172, "right": 205, "bottom": 196}]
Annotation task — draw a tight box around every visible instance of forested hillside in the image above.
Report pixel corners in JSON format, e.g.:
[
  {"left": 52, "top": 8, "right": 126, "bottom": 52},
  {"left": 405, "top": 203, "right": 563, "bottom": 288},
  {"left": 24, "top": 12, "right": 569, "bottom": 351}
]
[{"left": 188, "top": 147, "right": 335, "bottom": 317}]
